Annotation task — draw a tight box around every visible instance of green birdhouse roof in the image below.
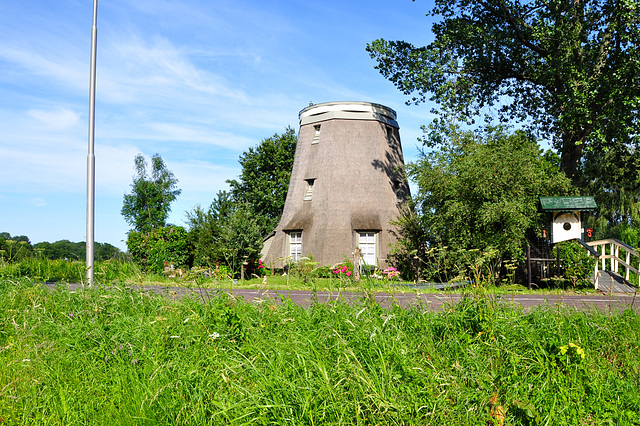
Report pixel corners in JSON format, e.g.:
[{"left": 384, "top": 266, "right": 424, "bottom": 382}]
[{"left": 539, "top": 196, "right": 597, "bottom": 212}]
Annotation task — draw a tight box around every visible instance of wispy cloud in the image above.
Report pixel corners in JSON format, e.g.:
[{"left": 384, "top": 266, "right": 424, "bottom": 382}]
[
  {"left": 28, "top": 108, "right": 80, "bottom": 130},
  {"left": 30, "top": 198, "right": 48, "bottom": 207}
]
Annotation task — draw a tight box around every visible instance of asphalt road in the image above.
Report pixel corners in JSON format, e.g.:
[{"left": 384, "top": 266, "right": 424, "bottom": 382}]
[{"left": 43, "top": 282, "right": 639, "bottom": 313}]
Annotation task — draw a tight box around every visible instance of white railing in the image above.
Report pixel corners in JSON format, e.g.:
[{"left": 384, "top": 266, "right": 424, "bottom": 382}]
[{"left": 586, "top": 239, "right": 640, "bottom": 289}]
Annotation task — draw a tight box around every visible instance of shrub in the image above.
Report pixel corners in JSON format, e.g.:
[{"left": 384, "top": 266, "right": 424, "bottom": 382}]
[
  {"left": 126, "top": 226, "right": 192, "bottom": 273},
  {"left": 551, "top": 241, "right": 595, "bottom": 288}
]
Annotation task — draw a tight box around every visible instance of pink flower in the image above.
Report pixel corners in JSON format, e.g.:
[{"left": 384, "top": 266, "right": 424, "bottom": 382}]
[{"left": 346, "top": 271, "right": 351, "bottom": 277}]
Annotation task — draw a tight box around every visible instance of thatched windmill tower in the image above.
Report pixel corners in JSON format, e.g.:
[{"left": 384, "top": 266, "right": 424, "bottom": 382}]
[{"left": 262, "top": 101, "right": 410, "bottom": 268}]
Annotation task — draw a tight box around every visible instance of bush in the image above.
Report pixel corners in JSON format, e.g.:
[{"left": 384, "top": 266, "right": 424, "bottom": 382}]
[
  {"left": 551, "top": 241, "right": 595, "bottom": 288},
  {"left": 126, "top": 226, "right": 192, "bottom": 273}
]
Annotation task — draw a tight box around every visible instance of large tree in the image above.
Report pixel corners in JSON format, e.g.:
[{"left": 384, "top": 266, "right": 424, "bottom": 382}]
[
  {"left": 407, "top": 126, "right": 574, "bottom": 260},
  {"left": 227, "top": 127, "right": 297, "bottom": 235},
  {"left": 121, "top": 153, "right": 181, "bottom": 234},
  {"left": 367, "top": 0, "right": 640, "bottom": 183}
]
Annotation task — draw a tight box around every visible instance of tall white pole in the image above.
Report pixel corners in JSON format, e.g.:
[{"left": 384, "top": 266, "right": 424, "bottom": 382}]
[{"left": 86, "top": 0, "right": 98, "bottom": 286}]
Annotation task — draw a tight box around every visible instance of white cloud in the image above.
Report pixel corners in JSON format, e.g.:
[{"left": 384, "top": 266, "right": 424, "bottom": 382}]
[
  {"left": 0, "top": 45, "right": 86, "bottom": 92},
  {"left": 30, "top": 198, "right": 48, "bottom": 207},
  {"left": 28, "top": 108, "right": 80, "bottom": 130}
]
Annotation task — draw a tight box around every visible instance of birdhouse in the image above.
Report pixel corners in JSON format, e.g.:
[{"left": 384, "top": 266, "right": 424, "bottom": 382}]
[{"left": 539, "top": 196, "right": 597, "bottom": 243}]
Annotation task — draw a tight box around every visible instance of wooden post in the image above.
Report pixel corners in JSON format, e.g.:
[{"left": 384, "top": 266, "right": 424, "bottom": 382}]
[
  {"left": 527, "top": 245, "right": 532, "bottom": 290},
  {"left": 352, "top": 248, "right": 361, "bottom": 282},
  {"left": 241, "top": 256, "right": 248, "bottom": 285},
  {"left": 626, "top": 251, "right": 631, "bottom": 281},
  {"left": 556, "top": 246, "right": 561, "bottom": 277}
]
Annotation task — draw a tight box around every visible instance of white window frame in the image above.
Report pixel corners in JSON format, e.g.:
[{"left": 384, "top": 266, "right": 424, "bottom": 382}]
[
  {"left": 288, "top": 231, "right": 302, "bottom": 261},
  {"left": 357, "top": 231, "right": 378, "bottom": 267}
]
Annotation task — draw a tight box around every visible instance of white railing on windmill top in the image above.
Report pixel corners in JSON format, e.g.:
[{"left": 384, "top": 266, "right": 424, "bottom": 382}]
[{"left": 586, "top": 239, "right": 640, "bottom": 290}]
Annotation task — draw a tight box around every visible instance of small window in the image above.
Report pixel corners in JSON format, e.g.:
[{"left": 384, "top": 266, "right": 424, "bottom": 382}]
[
  {"left": 312, "top": 125, "right": 321, "bottom": 144},
  {"left": 386, "top": 126, "right": 395, "bottom": 147},
  {"left": 303, "top": 179, "right": 315, "bottom": 201},
  {"left": 288, "top": 231, "right": 302, "bottom": 261},
  {"left": 358, "top": 232, "right": 377, "bottom": 267}
]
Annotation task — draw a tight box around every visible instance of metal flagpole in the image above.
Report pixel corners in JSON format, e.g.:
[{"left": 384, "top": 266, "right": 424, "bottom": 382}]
[{"left": 86, "top": 0, "right": 98, "bottom": 286}]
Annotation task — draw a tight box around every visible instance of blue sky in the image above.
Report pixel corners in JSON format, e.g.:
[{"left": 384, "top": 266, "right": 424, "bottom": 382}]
[{"left": 0, "top": 0, "right": 438, "bottom": 250}]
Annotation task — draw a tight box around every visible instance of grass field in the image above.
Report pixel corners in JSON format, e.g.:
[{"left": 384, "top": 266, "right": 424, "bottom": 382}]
[{"left": 1, "top": 278, "right": 639, "bottom": 425}]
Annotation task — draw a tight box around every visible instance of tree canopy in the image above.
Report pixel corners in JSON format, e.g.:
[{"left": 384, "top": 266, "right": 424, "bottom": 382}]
[
  {"left": 367, "top": 0, "right": 640, "bottom": 183},
  {"left": 187, "top": 191, "right": 263, "bottom": 272},
  {"left": 407, "top": 126, "right": 574, "bottom": 260},
  {"left": 227, "top": 127, "right": 297, "bottom": 235},
  {"left": 186, "top": 127, "right": 296, "bottom": 272},
  {"left": 121, "top": 154, "right": 181, "bottom": 234}
]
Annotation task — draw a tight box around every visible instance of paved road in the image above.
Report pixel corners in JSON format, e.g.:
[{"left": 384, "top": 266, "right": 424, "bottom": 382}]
[{"left": 43, "top": 282, "right": 639, "bottom": 313}]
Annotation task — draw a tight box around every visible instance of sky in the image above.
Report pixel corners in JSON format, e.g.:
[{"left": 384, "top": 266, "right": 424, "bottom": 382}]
[{"left": 0, "top": 0, "right": 438, "bottom": 251}]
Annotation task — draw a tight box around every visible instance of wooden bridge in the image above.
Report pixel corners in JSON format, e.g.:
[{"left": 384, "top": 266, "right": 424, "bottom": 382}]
[{"left": 585, "top": 239, "right": 639, "bottom": 293}]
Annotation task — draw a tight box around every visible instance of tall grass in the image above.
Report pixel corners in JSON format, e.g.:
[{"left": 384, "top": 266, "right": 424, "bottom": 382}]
[
  {"left": 0, "top": 279, "right": 639, "bottom": 424},
  {"left": 0, "top": 258, "right": 142, "bottom": 284}
]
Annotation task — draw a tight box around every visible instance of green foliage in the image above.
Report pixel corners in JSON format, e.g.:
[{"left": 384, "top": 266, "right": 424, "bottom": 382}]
[
  {"left": 126, "top": 226, "right": 191, "bottom": 273},
  {"left": 331, "top": 259, "right": 354, "bottom": 286},
  {"left": 0, "top": 235, "right": 32, "bottom": 262},
  {"left": 187, "top": 192, "right": 263, "bottom": 275},
  {"left": 367, "top": 0, "right": 640, "bottom": 183},
  {"left": 32, "top": 240, "right": 121, "bottom": 261},
  {"left": 1, "top": 281, "right": 640, "bottom": 424},
  {"left": 582, "top": 140, "right": 640, "bottom": 229},
  {"left": 0, "top": 258, "right": 139, "bottom": 283},
  {"left": 227, "top": 127, "right": 297, "bottom": 236},
  {"left": 287, "top": 256, "right": 319, "bottom": 285},
  {"left": 0, "top": 232, "right": 122, "bottom": 263},
  {"left": 551, "top": 241, "right": 596, "bottom": 289},
  {"left": 0, "top": 258, "right": 86, "bottom": 282},
  {"left": 416, "top": 247, "right": 502, "bottom": 286},
  {"left": 121, "top": 153, "right": 181, "bottom": 234},
  {"left": 407, "top": 126, "right": 573, "bottom": 268}
]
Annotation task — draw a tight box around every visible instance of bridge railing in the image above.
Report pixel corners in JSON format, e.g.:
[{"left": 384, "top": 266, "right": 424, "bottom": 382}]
[{"left": 586, "top": 238, "right": 640, "bottom": 289}]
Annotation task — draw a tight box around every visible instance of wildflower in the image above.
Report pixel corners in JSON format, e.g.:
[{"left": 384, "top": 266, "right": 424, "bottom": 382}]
[
  {"left": 132, "top": 358, "right": 139, "bottom": 365},
  {"left": 560, "top": 342, "right": 585, "bottom": 360},
  {"left": 209, "top": 332, "right": 220, "bottom": 339}
]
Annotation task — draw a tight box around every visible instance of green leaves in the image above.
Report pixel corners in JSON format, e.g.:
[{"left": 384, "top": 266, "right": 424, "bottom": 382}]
[
  {"left": 368, "top": 0, "right": 640, "bottom": 182},
  {"left": 227, "top": 127, "right": 297, "bottom": 236},
  {"left": 186, "top": 191, "right": 263, "bottom": 274},
  {"left": 408, "top": 125, "right": 574, "bottom": 261},
  {"left": 121, "top": 154, "right": 181, "bottom": 234}
]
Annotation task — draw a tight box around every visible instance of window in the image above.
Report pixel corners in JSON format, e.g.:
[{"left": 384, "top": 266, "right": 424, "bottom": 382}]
[
  {"left": 386, "top": 126, "right": 395, "bottom": 147},
  {"left": 303, "top": 179, "right": 315, "bottom": 201},
  {"left": 288, "top": 231, "right": 302, "bottom": 261},
  {"left": 358, "top": 232, "right": 377, "bottom": 267},
  {"left": 312, "top": 125, "right": 321, "bottom": 144}
]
